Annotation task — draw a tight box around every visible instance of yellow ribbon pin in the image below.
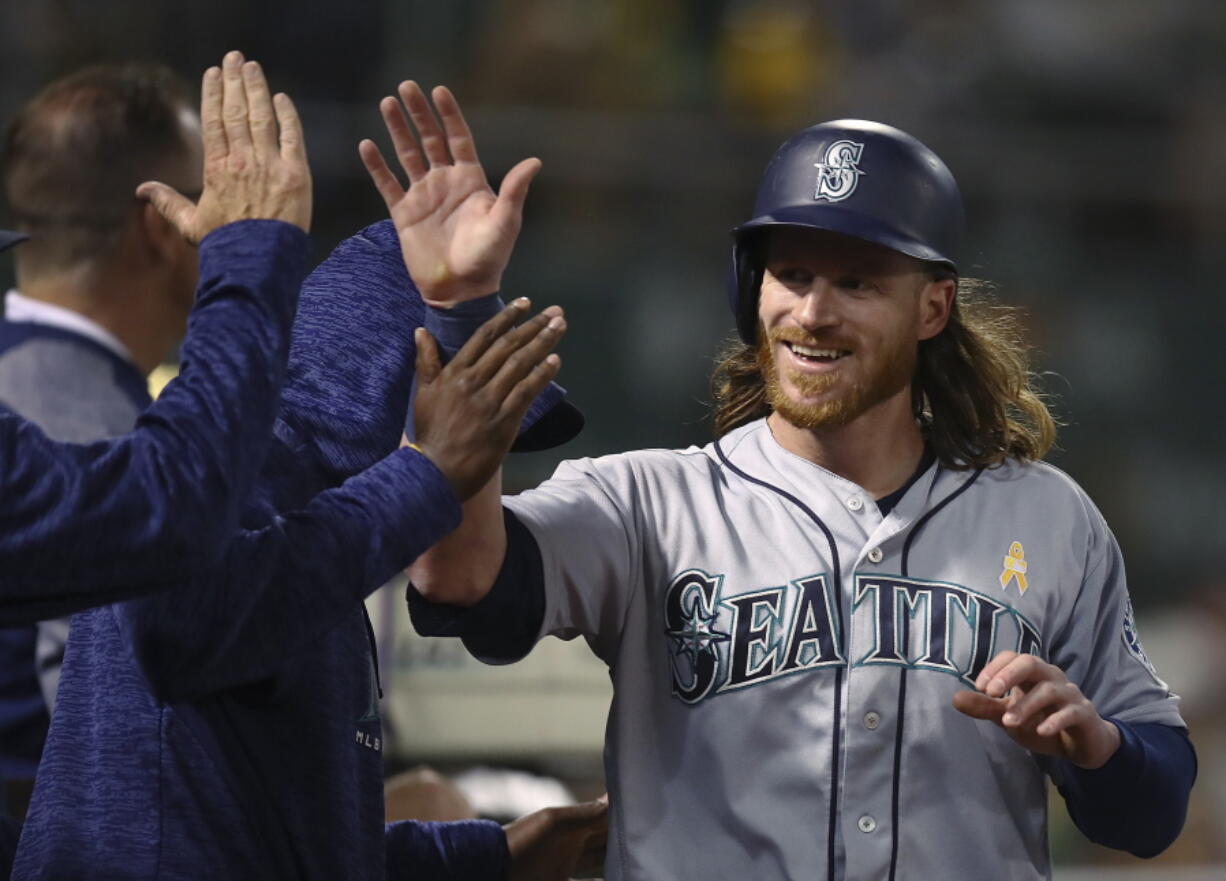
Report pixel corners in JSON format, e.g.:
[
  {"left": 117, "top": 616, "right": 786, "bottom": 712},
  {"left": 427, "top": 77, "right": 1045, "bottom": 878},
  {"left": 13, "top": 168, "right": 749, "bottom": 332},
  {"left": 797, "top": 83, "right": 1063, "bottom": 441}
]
[{"left": 1000, "top": 541, "right": 1028, "bottom": 594}]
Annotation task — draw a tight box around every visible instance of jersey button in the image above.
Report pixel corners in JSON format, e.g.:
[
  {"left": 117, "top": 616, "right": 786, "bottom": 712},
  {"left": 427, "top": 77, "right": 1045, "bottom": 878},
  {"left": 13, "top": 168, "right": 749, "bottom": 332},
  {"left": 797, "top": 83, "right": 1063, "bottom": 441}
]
[
  {"left": 867, "top": 547, "right": 883, "bottom": 563},
  {"left": 864, "top": 711, "right": 881, "bottom": 730},
  {"left": 846, "top": 496, "right": 864, "bottom": 511},
  {"left": 858, "top": 815, "right": 877, "bottom": 833}
]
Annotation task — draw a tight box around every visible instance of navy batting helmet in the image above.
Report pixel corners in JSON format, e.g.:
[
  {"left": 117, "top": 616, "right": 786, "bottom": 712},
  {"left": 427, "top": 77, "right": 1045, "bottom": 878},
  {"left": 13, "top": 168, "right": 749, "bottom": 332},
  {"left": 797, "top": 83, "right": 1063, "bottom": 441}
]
[
  {"left": 0, "top": 230, "right": 27, "bottom": 253},
  {"left": 728, "top": 119, "right": 964, "bottom": 342}
]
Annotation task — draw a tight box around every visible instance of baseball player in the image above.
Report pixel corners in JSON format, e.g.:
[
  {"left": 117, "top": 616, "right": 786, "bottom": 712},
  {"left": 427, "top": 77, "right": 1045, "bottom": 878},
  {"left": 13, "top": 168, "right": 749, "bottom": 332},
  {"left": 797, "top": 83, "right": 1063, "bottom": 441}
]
[{"left": 407, "top": 120, "right": 1196, "bottom": 880}]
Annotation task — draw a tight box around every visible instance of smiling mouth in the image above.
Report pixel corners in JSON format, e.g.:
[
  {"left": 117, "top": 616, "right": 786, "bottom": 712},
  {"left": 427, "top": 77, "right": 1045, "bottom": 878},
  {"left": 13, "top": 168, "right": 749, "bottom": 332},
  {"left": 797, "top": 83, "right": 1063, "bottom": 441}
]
[{"left": 784, "top": 341, "right": 850, "bottom": 364}]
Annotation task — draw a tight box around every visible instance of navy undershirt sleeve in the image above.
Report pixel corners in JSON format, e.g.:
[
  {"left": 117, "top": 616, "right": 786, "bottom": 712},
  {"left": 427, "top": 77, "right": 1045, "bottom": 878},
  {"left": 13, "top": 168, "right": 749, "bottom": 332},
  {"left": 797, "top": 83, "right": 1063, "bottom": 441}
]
[
  {"left": 411, "top": 294, "right": 583, "bottom": 452},
  {"left": 422, "top": 293, "right": 503, "bottom": 352},
  {"left": 406, "top": 508, "right": 545, "bottom": 664},
  {"left": 1055, "top": 718, "right": 1196, "bottom": 857}
]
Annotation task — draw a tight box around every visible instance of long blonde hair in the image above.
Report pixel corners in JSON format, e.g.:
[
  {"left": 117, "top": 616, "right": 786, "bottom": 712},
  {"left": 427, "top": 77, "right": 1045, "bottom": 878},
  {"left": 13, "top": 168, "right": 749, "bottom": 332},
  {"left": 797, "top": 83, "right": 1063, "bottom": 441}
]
[{"left": 710, "top": 278, "right": 1058, "bottom": 469}]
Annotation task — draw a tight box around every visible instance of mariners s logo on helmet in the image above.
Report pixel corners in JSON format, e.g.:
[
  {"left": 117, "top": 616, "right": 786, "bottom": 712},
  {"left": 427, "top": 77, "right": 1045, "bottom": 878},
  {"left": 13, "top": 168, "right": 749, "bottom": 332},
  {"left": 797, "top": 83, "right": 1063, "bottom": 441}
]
[{"left": 814, "top": 139, "right": 866, "bottom": 202}]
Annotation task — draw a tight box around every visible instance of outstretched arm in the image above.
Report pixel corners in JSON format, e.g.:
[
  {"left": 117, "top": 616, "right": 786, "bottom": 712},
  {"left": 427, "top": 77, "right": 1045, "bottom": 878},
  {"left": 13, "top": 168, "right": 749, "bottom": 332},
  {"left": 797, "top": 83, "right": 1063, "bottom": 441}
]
[
  {"left": 277, "top": 78, "right": 538, "bottom": 492},
  {"left": 358, "top": 81, "right": 546, "bottom": 606},
  {"left": 265, "top": 79, "right": 574, "bottom": 507},
  {"left": 120, "top": 304, "right": 564, "bottom": 700},
  {"left": 0, "top": 51, "right": 311, "bottom": 624}
]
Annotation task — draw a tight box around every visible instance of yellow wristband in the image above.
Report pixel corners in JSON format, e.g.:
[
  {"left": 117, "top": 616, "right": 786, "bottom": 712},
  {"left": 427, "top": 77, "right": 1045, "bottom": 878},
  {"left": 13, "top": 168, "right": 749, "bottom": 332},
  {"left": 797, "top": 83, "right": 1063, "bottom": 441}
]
[{"left": 406, "top": 441, "right": 425, "bottom": 455}]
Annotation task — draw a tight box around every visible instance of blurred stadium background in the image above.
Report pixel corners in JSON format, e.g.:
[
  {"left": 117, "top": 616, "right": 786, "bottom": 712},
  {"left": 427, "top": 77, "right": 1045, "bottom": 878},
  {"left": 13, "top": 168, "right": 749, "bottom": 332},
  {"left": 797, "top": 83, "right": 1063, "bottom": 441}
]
[{"left": 2, "top": 0, "right": 1223, "bottom": 876}]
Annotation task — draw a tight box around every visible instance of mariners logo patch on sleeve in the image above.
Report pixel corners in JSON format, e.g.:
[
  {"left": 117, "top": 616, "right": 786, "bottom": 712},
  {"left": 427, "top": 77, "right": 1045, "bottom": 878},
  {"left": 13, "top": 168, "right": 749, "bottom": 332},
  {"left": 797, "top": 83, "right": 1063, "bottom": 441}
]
[{"left": 1121, "top": 597, "right": 1158, "bottom": 676}]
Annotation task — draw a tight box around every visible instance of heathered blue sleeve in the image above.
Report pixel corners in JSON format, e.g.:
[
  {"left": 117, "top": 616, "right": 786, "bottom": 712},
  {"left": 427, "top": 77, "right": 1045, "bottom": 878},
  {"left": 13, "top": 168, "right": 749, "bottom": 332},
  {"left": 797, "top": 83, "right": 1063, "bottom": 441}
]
[
  {"left": 276, "top": 221, "right": 421, "bottom": 485},
  {"left": 1054, "top": 718, "right": 1196, "bottom": 857},
  {"left": 114, "top": 447, "right": 461, "bottom": 701},
  {"left": 0, "top": 220, "right": 306, "bottom": 625},
  {"left": 384, "top": 819, "right": 507, "bottom": 881}
]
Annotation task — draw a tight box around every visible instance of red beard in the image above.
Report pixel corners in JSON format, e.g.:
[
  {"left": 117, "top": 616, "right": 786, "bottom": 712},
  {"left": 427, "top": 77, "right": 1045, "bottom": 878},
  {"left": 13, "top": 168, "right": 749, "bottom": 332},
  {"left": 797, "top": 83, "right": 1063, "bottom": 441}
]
[{"left": 755, "top": 323, "right": 916, "bottom": 430}]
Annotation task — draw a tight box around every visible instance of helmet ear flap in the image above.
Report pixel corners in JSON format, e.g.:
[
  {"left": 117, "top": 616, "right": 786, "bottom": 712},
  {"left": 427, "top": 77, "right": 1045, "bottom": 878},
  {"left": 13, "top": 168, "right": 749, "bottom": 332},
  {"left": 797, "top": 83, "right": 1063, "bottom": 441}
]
[
  {"left": 0, "top": 231, "right": 28, "bottom": 253},
  {"left": 730, "top": 229, "right": 765, "bottom": 344}
]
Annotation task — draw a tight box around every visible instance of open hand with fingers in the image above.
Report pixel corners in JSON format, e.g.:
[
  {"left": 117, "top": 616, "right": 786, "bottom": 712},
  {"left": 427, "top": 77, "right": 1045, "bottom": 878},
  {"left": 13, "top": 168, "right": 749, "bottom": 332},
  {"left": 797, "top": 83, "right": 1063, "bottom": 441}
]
[
  {"left": 137, "top": 50, "right": 312, "bottom": 241},
  {"left": 413, "top": 299, "right": 564, "bottom": 500},
  {"left": 359, "top": 81, "right": 540, "bottom": 305},
  {"left": 952, "top": 651, "right": 1121, "bottom": 768}
]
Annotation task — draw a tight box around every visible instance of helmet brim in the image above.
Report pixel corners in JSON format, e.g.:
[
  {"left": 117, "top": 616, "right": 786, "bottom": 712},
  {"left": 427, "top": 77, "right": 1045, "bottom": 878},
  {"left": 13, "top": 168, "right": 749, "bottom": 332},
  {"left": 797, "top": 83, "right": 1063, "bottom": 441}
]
[{"left": 732, "top": 205, "right": 957, "bottom": 272}]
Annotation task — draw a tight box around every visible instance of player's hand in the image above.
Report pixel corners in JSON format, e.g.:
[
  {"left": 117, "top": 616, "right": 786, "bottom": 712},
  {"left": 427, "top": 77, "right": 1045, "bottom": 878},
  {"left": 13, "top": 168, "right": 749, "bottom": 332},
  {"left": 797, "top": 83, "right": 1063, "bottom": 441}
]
[
  {"left": 504, "top": 795, "right": 608, "bottom": 881},
  {"left": 951, "top": 651, "right": 1121, "bottom": 769},
  {"left": 358, "top": 81, "right": 540, "bottom": 306},
  {"left": 413, "top": 299, "right": 563, "bottom": 501},
  {"left": 137, "top": 50, "right": 312, "bottom": 241}
]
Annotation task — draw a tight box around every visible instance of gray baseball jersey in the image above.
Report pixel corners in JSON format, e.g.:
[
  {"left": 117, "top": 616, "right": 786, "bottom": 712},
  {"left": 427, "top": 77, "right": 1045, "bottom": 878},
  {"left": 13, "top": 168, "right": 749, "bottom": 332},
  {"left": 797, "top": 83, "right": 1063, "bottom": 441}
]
[{"left": 500, "top": 418, "right": 1182, "bottom": 881}]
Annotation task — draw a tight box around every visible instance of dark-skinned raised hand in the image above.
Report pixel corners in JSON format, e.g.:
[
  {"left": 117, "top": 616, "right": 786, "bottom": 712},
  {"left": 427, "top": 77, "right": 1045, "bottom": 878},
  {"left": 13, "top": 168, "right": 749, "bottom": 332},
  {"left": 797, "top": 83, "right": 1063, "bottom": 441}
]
[{"left": 412, "top": 298, "right": 564, "bottom": 501}]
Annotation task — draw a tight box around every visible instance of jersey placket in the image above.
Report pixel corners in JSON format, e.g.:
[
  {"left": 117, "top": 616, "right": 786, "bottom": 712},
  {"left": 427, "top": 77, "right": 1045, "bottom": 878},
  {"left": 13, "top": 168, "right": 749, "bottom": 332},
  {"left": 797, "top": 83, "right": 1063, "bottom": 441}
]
[
  {"left": 837, "top": 502, "right": 916, "bottom": 881},
  {"left": 841, "top": 469, "right": 984, "bottom": 880}
]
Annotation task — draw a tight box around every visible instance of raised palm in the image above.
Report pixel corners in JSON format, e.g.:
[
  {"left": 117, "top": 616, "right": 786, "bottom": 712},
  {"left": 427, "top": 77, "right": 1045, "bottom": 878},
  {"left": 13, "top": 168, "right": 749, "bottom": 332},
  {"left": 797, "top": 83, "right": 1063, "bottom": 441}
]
[{"left": 359, "top": 82, "right": 540, "bottom": 305}]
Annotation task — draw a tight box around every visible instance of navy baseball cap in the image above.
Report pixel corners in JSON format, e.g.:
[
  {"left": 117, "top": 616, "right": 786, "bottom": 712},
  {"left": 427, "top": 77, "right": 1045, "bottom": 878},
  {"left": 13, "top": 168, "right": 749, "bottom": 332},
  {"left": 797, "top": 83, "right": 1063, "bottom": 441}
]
[{"left": 0, "top": 230, "right": 28, "bottom": 253}]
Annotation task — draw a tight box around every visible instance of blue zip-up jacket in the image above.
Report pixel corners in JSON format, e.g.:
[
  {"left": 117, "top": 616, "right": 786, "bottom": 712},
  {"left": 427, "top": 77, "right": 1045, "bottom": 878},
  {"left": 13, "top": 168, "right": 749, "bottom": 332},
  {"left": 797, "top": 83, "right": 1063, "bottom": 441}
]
[
  {"left": 13, "top": 221, "right": 542, "bottom": 880},
  {"left": 0, "top": 220, "right": 306, "bottom": 623}
]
